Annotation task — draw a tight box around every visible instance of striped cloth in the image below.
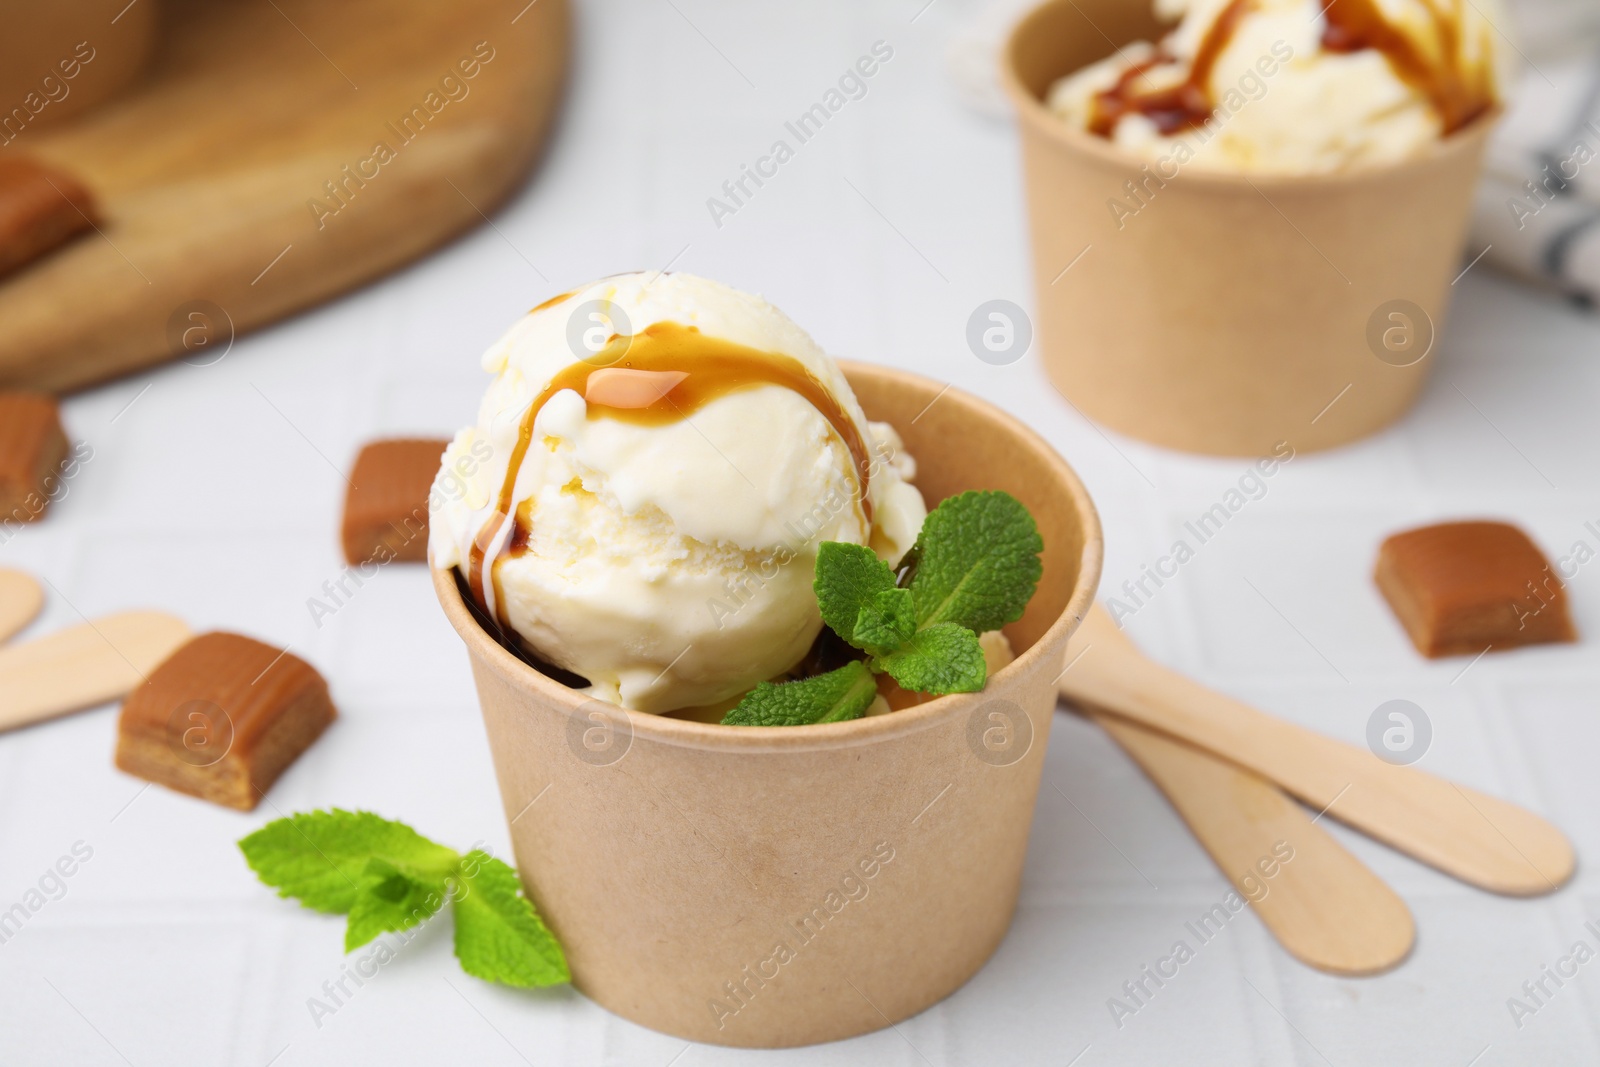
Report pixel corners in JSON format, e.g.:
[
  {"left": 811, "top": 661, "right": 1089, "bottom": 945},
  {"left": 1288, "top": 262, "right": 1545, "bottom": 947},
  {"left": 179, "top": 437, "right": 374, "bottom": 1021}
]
[{"left": 1473, "top": 1, "right": 1600, "bottom": 303}]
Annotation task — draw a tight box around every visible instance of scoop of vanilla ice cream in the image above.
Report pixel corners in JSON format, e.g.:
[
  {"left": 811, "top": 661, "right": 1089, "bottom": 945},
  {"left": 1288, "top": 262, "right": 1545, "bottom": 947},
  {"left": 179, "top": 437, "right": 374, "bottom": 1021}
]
[
  {"left": 1047, "top": 0, "right": 1508, "bottom": 174},
  {"left": 430, "top": 273, "right": 927, "bottom": 713}
]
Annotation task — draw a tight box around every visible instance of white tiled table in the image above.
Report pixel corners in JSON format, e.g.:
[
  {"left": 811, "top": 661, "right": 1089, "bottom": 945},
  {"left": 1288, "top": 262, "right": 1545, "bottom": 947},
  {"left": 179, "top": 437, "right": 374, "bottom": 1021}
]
[{"left": 3, "top": 2, "right": 1598, "bottom": 1064}]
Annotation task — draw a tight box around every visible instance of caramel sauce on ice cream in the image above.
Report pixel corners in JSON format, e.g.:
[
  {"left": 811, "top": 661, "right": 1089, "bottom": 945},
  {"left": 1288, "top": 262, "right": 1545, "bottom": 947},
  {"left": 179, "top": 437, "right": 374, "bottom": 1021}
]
[
  {"left": 1090, "top": 0, "right": 1253, "bottom": 136},
  {"left": 1318, "top": 0, "right": 1492, "bottom": 135},
  {"left": 1087, "top": 0, "right": 1495, "bottom": 143},
  {"left": 432, "top": 272, "right": 930, "bottom": 713},
  {"left": 467, "top": 322, "right": 874, "bottom": 627}
]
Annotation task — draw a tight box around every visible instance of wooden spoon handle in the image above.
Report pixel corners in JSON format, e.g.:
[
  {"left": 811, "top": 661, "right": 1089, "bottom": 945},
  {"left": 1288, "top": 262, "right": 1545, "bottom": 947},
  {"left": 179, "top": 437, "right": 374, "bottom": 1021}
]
[
  {"left": 1061, "top": 605, "right": 1575, "bottom": 897},
  {"left": 0, "top": 569, "right": 44, "bottom": 645},
  {"left": 1088, "top": 710, "right": 1414, "bottom": 974},
  {"left": 0, "top": 612, "right": 191, "bottom": 732}
]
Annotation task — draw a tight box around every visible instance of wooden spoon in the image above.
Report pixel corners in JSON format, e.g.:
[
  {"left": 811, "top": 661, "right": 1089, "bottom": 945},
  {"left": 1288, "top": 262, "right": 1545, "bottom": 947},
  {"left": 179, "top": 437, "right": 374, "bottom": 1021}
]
[
  {"left": 0, "top": 569, "right": 44, "bottom": 644},
  {"left": 0, "top": 612, "right": 191, "bottom": 732},
  {"left": 1059, "top": 604, "right": 1574, "bottom": 896},
  {"left": 1082, "top": 708, "right": 1414, "bottom": 974}
]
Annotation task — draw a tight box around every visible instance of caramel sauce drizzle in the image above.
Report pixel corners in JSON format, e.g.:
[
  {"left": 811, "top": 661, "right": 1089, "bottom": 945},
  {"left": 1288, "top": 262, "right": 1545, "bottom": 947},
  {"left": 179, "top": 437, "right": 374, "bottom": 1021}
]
[
  {"left": 1091, "top": 0, "right": 1253, "bottom": 137},
  {"left": 467, "top": 322, "right": 874, "bottom": 628},
  {"left": 1319, "top": 0, "right": 1491, "bottom": 135},
  {"left": 528, "top": 288, "right": 578, "bottom": 315},
  {"left": 1089, "top": 0, "right": 1493, "bottom": 140}
]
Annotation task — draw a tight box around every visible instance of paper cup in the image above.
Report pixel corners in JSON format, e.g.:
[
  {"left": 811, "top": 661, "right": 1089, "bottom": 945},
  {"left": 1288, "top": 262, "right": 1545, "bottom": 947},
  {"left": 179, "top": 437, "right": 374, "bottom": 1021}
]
[
  {"left": 433, "top": 361, "right": 1102, "bottom": 1047},
  {"left": 1001, "top": 0, "right": 1498, "bottom": 456}
]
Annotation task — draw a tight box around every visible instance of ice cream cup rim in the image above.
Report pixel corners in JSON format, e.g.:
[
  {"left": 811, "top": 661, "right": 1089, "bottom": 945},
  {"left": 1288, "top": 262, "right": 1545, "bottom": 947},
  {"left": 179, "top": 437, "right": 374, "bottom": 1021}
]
[
  {"left": 997, "top": 0, "right": 1503, "bottom": 191},
  {"left": 432, "top": 359, "right": 1103, "bottom": 754}
]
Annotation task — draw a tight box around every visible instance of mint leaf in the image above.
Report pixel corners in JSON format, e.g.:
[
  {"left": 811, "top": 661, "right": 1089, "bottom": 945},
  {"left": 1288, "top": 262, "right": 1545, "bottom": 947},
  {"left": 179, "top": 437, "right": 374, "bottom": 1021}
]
[
  {"left": 240, "top": 813, "right": 573, "bottom": 990},
  {"left": 239, "top": 809, "right": 460, "bottom": 914},
  {"left": 875, "top": 623, "right": 987, "bottom": 694},
  {"left": 722, "top": 661, "right": 878, "bottom": 726},
  {"left": 852, "top": 587, "right": 916, "bottom": 654},
  {"left": 345, "top": 857, "right": 449, "bottom": 951},
  {"left": 815, "top": 541, "right": 897, "bottom": 648},
  {"left": 790, "top": 494, "right": 1043, "bottom": 700},
  {"left": 453, "top": 851, "right": 570, "bottom": 987},
  {"left": 908, "top": 491, "right": 1043, "bottom": 634}
]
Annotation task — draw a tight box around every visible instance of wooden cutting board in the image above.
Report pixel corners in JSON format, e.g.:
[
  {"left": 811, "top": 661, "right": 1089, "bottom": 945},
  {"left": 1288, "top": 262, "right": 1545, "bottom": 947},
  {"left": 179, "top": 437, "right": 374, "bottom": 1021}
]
[{"left": 0, "top": 0, "right": 569, "bottom": 393}]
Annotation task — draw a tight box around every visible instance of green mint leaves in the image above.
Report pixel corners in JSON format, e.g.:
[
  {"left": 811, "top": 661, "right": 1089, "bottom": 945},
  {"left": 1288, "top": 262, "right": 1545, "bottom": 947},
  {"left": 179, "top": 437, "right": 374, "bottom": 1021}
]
[
  {"left": 723, "top": 491, "right": 1041, "bottom": 727},
  {"left": 814, "top": 541, "right": 898, "bottom": 646},
  {"left": 854, "top": 587, "right": 917, "bottom": 654},
  {"left": 721, "top": 660, "right": 878, "bottom": 726},
  {"left": 908, "top": 490, "right": 1045, "bottom": 634},
  {"left": 834, "top": 491, "right": 1041, "bottom": 691},
  {"left": 236, "top": 808, "right": 459, "bottom": 914},
  {"left": 452, "top": 849, "right": 570, "bottom": 987},
  {"left": 346, "top": 855, "right": 450, "bottom": 951},
  {"left": 875, "top": 623, "right": 987, "bottom": 693},
  {"left": 239, "top": 810, "right": 569, "bottom": 988}
]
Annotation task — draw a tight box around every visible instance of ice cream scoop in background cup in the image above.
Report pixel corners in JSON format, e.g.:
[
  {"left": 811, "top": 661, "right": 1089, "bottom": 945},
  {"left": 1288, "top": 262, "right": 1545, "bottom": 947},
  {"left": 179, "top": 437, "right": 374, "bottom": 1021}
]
[
  {"left": 433, "top": 362, "right": 1101, "bottom": 1048},
  {"left": 1001, "top": 0, "right": 1500, "bottom": 456}
]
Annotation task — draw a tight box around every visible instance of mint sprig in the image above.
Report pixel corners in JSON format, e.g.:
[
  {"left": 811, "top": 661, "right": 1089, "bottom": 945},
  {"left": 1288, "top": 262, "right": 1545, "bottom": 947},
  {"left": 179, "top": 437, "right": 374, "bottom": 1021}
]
[
  {"left": 875, "top": 623, "right": 987, "bottom": 693},
  {"left": 723, "top": 491, "right": 1041, "bottom": 727},
  {"left": 453, "top": 850, "right": 570, "bottom": 986},
  {"left": 909, "top": 490, "right": 1044, "bottom": 633},
  {"left": 721, "top": 660, "right": 878, "bottom": 726},
  {"left": 239, "top": 809, "right": 569, "bottom": 988},
  {"left": 854, "top": 587, "right": 917, "bottom": 654},
  {"left": 236, "top": 808, "right": 459, "bottom": 914},
  {"left": 346, "top": 855, "right": 450, "bottom": 951},
  {"left": 814, "top": 541, "right": 898, "bottom": 646}
]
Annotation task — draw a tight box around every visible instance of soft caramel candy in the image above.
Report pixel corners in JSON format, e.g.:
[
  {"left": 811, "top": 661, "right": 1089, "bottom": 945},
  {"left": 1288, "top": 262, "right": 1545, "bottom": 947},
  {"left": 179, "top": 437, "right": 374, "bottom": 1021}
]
[
  {"left": 1375, "top": 521, "right": 1576, "bottom": 658},
  {"left": 0, "top": 392, "right": 69, "bottom": 524},
  {"left": 341, "top": 438, "right": 448, "bottom": 565},
  {"left": 0, "top": 157, "right": 97, "bottom": 277},
  {"left": 115, "top": 633, "right": 336, "bottom": 810}
]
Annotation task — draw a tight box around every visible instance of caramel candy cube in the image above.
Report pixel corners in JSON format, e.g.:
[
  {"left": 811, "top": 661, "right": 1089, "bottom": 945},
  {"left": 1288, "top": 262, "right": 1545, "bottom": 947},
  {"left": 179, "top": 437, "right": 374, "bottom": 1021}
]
[
  {"left": 1375, "top": 521, "right": 1577, "bottom": 658},
  {"left": 341, "top": 438, "right": 447, "bottom": 565},
  {"left": 0, "top": 157, "right": 97, "bottom": 277},
  {"left": 115, "top": 633, "right": 336, "bottom": 811},
  {"left": 0, "top": 392, "right": 69, "bottom": 524}
]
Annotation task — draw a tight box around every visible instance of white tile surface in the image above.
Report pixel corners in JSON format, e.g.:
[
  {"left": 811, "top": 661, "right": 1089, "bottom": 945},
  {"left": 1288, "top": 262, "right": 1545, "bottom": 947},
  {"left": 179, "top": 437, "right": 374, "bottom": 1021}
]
[{"left": 2, "top": 0, "right": 1598, "bottom": 1063}]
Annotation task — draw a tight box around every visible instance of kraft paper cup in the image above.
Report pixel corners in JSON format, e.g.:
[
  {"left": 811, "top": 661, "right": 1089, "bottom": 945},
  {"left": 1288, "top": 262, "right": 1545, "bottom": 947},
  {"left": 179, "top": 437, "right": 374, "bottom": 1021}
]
[
  {"left": 434, "top": 361, "right": 1102, "bottom": 1048},
  {"left": 1001, "top": 0, "right": 1498, "bottom": 456}
]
